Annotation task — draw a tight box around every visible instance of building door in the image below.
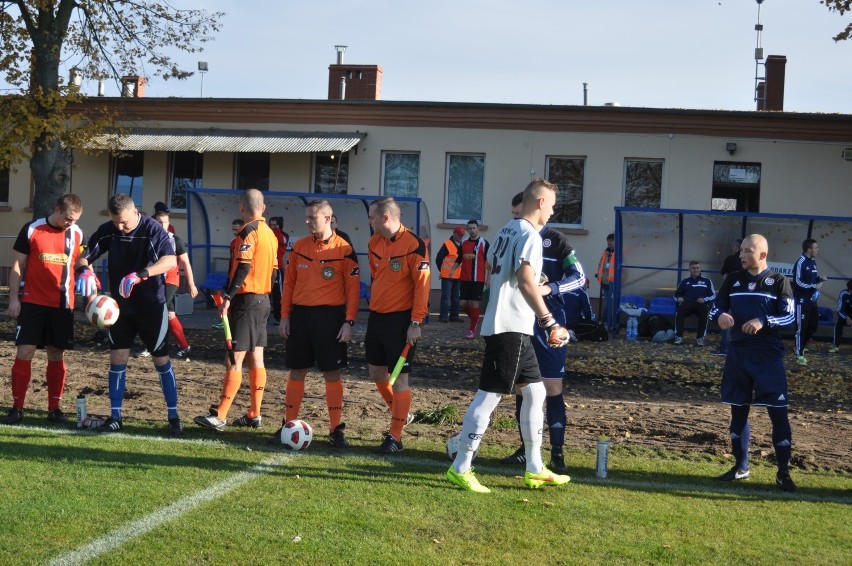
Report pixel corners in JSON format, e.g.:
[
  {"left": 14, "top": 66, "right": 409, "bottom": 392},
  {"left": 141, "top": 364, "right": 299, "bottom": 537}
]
[{"left": 711, "top": 162, "right": 761, "bottom": 212}]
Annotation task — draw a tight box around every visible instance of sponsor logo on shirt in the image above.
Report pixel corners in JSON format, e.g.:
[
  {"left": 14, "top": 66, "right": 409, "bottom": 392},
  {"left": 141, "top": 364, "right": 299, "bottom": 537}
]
[
  {"left": 38, "top": 252, "right": 69, "bottom": 264},
  {"left": 417, "top": 261, "right": 430, "bottom": 272},
  {"left": 239, "top": 243, "right": 252, "bottom": 252}
]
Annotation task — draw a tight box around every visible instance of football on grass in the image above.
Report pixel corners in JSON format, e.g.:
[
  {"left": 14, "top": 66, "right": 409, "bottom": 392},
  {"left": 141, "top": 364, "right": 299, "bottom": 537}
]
[
  {"left": 280, "top": 419, "right": 313, "bottom": 451},
  {"left": 446, "top": 433, "right": 477, "bottom": 461},
  {"left": 85, "top": 295, "right": 120, "bottom": 328}
]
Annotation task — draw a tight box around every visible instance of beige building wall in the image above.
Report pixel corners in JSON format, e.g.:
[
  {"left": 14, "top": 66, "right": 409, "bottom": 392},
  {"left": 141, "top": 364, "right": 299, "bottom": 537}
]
[{"left": 3, "top": 119, "right": 850, "bottom": 294}]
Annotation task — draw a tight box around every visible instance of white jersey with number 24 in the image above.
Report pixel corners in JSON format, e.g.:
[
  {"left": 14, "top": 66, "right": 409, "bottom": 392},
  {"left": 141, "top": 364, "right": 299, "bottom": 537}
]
[{"left": 480, "top": 218, "right": 543, "bottom": 336}]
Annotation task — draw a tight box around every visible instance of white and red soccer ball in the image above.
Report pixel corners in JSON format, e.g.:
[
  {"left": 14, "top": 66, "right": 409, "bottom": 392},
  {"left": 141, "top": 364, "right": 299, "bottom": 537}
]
[
  {"left": 280, "top": 419, "right": 313, "bottom": 451},
  {"left": 447, "top": 433, "right": 477, "bottom": 461},
  {"left": 85, "top": 295, "right": 120, "bottom": 328}
]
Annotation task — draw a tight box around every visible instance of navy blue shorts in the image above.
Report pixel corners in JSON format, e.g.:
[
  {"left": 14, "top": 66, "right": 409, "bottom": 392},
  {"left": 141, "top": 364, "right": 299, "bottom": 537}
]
[
  {"left": 531, "top": 312, "right": 568, "bottom": 379},
  {"left": 721, "top": 343, "right": 789, "bottom": 407}
]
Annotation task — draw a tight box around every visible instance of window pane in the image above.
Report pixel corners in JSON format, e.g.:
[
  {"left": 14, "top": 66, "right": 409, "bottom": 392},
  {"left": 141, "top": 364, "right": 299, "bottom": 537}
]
[
  {"left": 0, "top": 167, "right": 9, "bottom": 204},
  {"left": 382, "top": 152, "right": 419, "bottom": 198},
  {"left": 113, "top": 151, "right": 144, "bottom": 206},
  {"left": 170, "top": 152, "right": 203, "bottom": 210},
  {"left": 446, "top": 154, "right": 484, "bottom": 221},
  {"left": 314, "top": 153, "right": 349, "bottom": 194},
  {"left": 713, "top": 163, "right": 761, "bottom": 184},
  {"left": 625, "top": 159, "right": 663, "bottom": 208},
  {"left": 546, "top": 157, "right": 585, "bottom": 225},
  {"left": 236, "top": 153, "right": 270, "bottom": 191}
]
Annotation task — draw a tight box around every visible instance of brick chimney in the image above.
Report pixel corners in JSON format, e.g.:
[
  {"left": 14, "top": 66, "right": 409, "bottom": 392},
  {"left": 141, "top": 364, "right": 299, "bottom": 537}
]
[
  {"left": 328, "top": 64, "right": 382, "bottom": 100},
  {"left": 120, "top": 75, "right": 146, "bottom": 98},
  {"left": 760, "top": 55, "right": 786, "bottom": 111}
]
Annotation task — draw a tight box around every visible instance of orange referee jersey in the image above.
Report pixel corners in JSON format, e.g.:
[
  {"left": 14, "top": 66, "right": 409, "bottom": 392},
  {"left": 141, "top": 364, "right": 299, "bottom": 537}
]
[
  {"left": 228, "top": 217, "right": 278, "bottom": 295},
  {"left": 281, "top": 232, "right": 360, "bottom": 320},
  {"left": 368, "top": 225, "right": 430, "bottom": 321}
]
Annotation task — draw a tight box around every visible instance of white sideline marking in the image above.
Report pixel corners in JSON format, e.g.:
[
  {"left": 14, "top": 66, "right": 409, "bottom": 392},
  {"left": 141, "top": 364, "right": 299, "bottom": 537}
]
[{"left": 46, "top": 453, "right": 289, "bottom": 566}]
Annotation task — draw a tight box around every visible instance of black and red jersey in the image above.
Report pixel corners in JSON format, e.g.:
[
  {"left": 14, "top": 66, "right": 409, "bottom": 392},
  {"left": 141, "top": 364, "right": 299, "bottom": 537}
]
[{"left": 14, "top": 217, "right": 84, "bottom": 309}]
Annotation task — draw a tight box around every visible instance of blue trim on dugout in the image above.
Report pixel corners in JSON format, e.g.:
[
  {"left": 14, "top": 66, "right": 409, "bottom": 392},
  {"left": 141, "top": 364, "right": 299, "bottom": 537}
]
[
  {"left": 184, "top": 188, "right": 425, "bottom": 304},
  {"left": 610, "top": 206, "right": 852, "bottom": 333}
]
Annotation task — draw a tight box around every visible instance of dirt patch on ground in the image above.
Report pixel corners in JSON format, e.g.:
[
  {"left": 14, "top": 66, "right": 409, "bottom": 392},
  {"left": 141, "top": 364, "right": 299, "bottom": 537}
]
[{"left": 1, "top": 314, "right": 849, "bottom": 474}]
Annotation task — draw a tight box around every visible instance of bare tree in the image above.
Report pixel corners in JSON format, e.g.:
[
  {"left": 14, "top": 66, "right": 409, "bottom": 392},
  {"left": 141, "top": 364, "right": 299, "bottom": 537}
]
[
  {"left": 0, "top": 1, "right": 223, "bottom": 217},
  {"left": 821, "top": 0, "right": 852, "bottom": 41}
]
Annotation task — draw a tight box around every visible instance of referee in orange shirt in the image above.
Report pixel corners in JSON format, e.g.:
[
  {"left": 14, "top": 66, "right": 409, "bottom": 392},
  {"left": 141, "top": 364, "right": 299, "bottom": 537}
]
[
  {"left": 195, "top": 189, "right": 278, "bottom": 431},
  {"left": 366, "top": 197, "right": 431, "bottom": 453},
  {"left": 275, "top": 199, "right": 360, "bottom": 447}
]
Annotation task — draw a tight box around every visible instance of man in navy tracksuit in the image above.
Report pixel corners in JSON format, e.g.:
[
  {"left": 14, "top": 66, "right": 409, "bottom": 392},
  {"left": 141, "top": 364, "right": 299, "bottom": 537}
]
[
  {"left": 709, "top": 234, "right": 797, "bottom": 492},
  {"left": 792, "top": 239, "right": 827, "bottom": 365},
  {"left": 501, "top": 226, "right": 586, "bottom": 474},
  {"left": 673, "top": 260, "right": 716, "bottom": 346},
  {"left": 830, "top": 279, "right": 852, "bottom": 353}
]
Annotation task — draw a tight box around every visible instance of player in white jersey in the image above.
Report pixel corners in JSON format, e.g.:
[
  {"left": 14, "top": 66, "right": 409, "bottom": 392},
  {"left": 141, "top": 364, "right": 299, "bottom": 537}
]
[{"left": 446, "top": 178, "right": 571, "bottom": 493}]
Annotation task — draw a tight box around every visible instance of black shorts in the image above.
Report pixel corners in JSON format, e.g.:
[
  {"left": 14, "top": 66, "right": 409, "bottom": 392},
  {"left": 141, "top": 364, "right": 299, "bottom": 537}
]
[
  {"left": 460, "top": 281, "right": 485, "bottom": 301},
  {"left": 230, "top": 293, "right": 270, "bottom": 352},
  {"left": 15, "top": 302, "right": 75, "bottom": 350},
  {"left": 721, "top": 343, "right": 788, "bottom": 407},
  {"left": 365, "top": 310, "right": 416, "bottom": 371},
  {"left": 109, "top": 303, "right": 170, "bottom": 356},
  {"left": 480, "top": 333, "right": 541, "bottom": 394},
  {"left": 165, "top": 284, "right": 178, "bottom": 313},
  {"left": 286, "top": 304, "right": 348, "bottom": 371}
]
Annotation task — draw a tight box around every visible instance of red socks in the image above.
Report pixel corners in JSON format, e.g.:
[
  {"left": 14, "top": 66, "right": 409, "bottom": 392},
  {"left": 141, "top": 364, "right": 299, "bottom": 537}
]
[{"left": 11, "top": 358, "right": 32, "bottom": 410}]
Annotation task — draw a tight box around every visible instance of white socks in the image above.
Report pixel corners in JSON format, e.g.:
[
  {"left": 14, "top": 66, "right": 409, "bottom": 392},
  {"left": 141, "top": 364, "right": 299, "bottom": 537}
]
[
  {"left": 453, "top": 389, "right": 502, "bottom": 473},
  {"left": 519, "top": 381, "right": 546, "bottom": 473}
]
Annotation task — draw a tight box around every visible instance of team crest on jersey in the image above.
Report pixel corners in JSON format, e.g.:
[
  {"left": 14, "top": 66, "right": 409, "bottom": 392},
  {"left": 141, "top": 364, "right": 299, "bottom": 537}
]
[
  {"left": 542, "top": 238, "right": 552, "bottom": 248},
  {"left": 748, "top": 282, "right": 757, "bottom": 291},
  {"left": 239, "top": 243, "right": 252, "bottom": 253},
  {"left": 765, "top": 277, "right": 775, "bottom": 286},
  {"left": 322, "top": 266, "right": 335, "bottom": 280},
  {"left": 417, "top": 261, "right": 430, "bottom": 271},
  {"left": 390, "top": 259, "right": 402, "bottom": 272}
]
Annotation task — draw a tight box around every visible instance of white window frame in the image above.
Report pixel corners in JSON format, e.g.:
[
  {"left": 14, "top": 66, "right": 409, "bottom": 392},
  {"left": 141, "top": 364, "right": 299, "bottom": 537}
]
[{"left": 444, "top": 153, "right": 485, "bottom": 223}]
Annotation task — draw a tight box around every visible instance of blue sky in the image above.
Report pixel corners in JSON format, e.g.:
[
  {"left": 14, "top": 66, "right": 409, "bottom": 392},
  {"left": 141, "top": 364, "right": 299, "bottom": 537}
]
[{"left": 68, "top": 1, "right": 852, "bottom": 113}]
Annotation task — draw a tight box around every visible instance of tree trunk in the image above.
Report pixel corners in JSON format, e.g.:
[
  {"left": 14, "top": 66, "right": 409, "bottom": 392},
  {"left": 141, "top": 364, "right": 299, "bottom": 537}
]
[{"left": 30, "top": 139, "right": 71, "bottom": 218}]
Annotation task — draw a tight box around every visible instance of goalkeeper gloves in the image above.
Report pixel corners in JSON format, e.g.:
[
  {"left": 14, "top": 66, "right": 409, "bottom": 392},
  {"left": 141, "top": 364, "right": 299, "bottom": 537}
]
[
  {"left": 538, "top": 312, "right": 570, "bottom": 348},
  {"left": 119, "top": 269, "right": 149, "bottom": 298},
  {"left": 75, "top": 267, "right": 100, "bottom": 297}
]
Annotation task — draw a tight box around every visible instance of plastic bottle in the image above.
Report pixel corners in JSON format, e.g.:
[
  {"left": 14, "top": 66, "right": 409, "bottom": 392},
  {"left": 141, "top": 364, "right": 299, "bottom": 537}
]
[
  {"left": 76, "top": 395, "right": 87, "bottom": 429},
  {"left": 596, "top": 435, "right": 609, "bottom": 478},
  {"left": 626, "top": 317, "right": 638, "bottom": 341}
]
